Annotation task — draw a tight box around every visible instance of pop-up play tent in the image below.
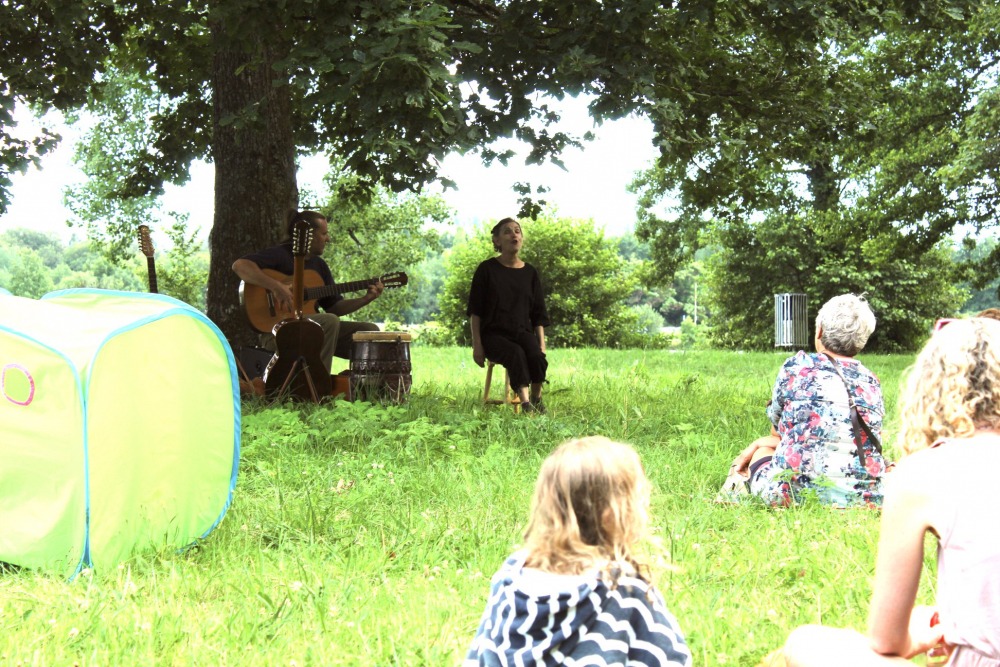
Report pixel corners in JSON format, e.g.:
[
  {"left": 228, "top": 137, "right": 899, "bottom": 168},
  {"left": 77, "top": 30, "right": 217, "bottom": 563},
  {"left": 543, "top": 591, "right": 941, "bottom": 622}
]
[{"left": 0, "top": 288, "right": 240, "bottom": 576}]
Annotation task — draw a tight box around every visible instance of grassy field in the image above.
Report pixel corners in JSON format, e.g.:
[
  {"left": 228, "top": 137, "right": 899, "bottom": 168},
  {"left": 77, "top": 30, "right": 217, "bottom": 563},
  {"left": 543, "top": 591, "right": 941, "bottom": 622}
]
[{"left": 0, "top": 347, "right": 936, "bottom": 666}]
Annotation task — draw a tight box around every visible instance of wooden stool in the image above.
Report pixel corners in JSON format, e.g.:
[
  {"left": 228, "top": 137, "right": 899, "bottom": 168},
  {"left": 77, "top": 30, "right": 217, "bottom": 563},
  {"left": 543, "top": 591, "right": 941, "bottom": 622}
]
[{"left": 483, "top": 361, "right": 521, "bottom": 412}]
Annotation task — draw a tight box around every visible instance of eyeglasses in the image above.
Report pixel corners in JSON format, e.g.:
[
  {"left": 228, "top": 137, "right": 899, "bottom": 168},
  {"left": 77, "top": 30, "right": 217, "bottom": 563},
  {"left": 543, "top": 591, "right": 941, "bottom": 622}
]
[{"left": 933, "top": 318, "right": 957, "bottom": 332}]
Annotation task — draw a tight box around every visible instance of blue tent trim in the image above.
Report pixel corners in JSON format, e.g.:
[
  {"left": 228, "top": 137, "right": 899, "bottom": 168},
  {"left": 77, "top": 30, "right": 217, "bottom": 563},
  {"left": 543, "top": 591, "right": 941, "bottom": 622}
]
[
  {"left": 41, "top": 289, "right": 241, "bottom": 575},
  {"left": 43, "top": 289, "right": 243, "bottom": 544},
  {"left": 0, "top": 323, "right": 92, "bottom": 578}
]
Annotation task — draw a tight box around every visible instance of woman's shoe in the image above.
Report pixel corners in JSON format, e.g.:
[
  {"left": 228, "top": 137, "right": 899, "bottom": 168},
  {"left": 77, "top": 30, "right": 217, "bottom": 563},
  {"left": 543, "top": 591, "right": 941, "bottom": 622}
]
[{"left": 714, "top": 465, "right": 750, "bottom": 504}]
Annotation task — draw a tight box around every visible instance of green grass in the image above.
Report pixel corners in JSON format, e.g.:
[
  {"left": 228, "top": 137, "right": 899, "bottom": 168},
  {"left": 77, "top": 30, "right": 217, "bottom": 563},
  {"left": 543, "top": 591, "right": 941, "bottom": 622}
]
[{"left": 0, "top": 348, "right": 934, "bottom": 666}]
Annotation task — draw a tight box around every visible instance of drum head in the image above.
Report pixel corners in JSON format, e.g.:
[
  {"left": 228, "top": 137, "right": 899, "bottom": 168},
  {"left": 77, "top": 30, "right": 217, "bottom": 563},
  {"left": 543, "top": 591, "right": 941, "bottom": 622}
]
[{"left": 352, "top": 331, "right": 412, "bottom": 343}]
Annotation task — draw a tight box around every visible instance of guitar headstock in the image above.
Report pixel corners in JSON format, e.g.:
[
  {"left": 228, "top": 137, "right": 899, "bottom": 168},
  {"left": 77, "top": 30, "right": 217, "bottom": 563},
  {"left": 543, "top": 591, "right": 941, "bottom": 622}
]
[
  {"left": 291, "top": 218, "right": 314, "bottom": 257},
  {"left": 379, "top": 272, "right": 409, "bottom": 289},
  {"left": 138, "top": 225, "right": 155, "bottom": 258}
]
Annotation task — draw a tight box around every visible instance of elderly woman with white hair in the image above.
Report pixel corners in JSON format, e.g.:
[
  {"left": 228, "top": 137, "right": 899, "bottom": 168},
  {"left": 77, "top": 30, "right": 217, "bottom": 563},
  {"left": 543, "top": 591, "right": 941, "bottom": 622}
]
[{"left": 730, "top": 294, "right": 888, "bottom": 506}]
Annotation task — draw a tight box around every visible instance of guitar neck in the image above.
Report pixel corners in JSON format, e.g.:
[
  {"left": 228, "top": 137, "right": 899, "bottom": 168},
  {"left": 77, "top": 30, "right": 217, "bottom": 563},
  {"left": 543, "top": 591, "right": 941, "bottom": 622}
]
[
  {"left": 146, "top": 257, "right": 158, "bottom": 294},
  {"left": 304, "top": 278, "right": 375, "bottom": 302},
  {"left": 291, "top": 256, "right": 307, "bottom": 316}
]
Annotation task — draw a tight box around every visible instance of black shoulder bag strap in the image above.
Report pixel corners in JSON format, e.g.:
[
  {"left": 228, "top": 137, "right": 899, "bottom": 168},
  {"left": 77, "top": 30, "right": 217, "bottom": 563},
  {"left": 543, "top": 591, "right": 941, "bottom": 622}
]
[{"left": 822, "top": 353, "right": 883, "bottom": 470}]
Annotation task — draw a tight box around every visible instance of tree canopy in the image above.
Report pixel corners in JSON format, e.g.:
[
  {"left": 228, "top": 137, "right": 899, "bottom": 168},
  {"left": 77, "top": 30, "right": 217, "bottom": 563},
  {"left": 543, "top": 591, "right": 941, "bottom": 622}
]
[
  {"left": 4, "top": 0, "right": 984, "bottom": 346},
  {"left": 629, "top": 1, "right": 998, "bottom": 348}
]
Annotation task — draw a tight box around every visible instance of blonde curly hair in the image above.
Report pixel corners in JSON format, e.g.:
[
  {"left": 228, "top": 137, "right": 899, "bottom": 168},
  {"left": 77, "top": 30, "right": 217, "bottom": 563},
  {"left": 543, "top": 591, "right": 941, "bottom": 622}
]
[
  {"left": 898, "top": 318, "right": 1000, "bottom": 455},
  {"left": 522, "top": 437, "right": 651, "bottom": 584}
]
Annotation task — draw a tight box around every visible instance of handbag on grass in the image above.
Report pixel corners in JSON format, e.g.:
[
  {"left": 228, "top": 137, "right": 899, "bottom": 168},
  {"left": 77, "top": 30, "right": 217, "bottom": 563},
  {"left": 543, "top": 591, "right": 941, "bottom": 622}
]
[{"left": 822, "top": 353, "right": 884, "bottom": 470}]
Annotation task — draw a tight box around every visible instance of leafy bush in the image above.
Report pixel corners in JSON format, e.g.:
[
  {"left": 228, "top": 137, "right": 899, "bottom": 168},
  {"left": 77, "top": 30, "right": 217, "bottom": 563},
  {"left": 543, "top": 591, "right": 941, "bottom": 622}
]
[
  {"left": 438, "top": 214, "right": 645, "bottom": 348},
  {"left": 6, "top": 249, "right": 54, "bottom": 298},
  {"left": 320, "top": 171, "right": 452, "bottom": 325},
  {"left": 680, "top": 317, "right": 709, "bottom": 349},
  {"left": 406, "top": 321, "right": 456, "bottom": 347},
  {"left": 704, "top": 211, "right": 965, "bottom": 352},
  {"left": 631, "top": 303, "right": 665, "bottom": 335},
  {"left": 155, "top": 219, "right": 209, "bottom": 310}
]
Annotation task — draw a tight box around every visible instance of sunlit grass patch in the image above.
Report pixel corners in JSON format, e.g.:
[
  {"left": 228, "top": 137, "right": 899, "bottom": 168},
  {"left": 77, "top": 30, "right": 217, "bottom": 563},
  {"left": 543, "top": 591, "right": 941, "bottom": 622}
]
[{"left": 0, "top": 347, "right": 931, "bottom": 666}]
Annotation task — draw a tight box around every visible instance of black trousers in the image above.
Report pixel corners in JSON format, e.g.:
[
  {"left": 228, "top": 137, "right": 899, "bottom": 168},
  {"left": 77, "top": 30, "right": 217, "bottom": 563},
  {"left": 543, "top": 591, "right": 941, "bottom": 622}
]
[{"left": 483, "top": 331, "right": 547, "bottom": 391}]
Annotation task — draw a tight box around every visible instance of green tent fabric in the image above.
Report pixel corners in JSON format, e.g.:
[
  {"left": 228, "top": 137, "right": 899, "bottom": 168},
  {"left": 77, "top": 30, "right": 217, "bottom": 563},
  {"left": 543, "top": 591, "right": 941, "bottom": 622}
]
[{"left": 0, "top": 289, "right": 240, "bottom": 576}]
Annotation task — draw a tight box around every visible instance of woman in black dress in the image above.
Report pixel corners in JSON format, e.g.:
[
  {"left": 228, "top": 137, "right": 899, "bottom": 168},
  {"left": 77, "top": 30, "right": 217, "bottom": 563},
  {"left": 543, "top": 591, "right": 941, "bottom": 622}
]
[{"left": 467, "top": 218, "right": 550, "bottom": 413}]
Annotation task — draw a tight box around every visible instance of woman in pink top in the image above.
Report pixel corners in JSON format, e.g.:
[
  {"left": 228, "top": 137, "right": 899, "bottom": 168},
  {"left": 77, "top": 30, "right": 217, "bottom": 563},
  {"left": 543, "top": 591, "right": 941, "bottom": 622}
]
[{"left": 782, "top": 317, "right": 1000, "bottom": 666}]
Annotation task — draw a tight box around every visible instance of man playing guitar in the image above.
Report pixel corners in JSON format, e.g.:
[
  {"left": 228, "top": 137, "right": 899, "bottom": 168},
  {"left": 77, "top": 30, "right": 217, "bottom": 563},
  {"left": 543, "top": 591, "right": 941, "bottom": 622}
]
[{"left": 232, "top": 210, "right": 384, "bottom": 374}]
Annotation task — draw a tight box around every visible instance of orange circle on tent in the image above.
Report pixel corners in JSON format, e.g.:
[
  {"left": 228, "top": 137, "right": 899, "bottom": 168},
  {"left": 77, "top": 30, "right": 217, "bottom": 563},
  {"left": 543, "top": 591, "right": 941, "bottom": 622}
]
[{"left": 2, "top": 364, "right": 35, "bottom": 406}]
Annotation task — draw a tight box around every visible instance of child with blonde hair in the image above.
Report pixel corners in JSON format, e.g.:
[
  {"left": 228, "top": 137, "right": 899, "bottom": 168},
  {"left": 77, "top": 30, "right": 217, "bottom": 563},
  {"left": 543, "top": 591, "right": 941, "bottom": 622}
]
[
  {"left": 465, "top": 436, "right": 691, "bottom": 666},
  {"left": 782, "top": 317, "right": 1000, "bottom": 666}
]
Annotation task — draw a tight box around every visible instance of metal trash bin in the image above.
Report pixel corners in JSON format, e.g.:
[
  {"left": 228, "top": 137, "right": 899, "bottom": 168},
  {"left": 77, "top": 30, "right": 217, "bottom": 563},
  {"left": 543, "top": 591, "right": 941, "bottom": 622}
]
[{"left": 774, "top": 293, "right": 808, "bottom": 348}]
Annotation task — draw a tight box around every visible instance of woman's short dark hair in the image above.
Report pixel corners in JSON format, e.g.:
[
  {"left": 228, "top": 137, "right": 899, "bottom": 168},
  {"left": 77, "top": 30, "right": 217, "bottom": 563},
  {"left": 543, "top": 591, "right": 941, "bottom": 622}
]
[
  {"left": 491, "top": 217, "right": 518, "bottom": 236},
  {"left": 491, "top": 217, "right": 519, "bottom": 251}
]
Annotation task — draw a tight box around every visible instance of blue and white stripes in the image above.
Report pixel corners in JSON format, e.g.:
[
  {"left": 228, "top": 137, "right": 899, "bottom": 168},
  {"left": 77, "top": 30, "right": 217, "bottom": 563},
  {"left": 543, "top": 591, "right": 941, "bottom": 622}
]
[{"left": 466, "top": 553, "right": 691, "bottom": 667}]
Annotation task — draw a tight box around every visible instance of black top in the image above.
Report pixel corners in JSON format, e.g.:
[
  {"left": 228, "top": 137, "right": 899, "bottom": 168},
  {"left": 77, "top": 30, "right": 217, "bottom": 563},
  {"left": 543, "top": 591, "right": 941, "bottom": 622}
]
[
  {"left": 467, "top": 258, "right": 550, "bottom": 337},
  {"left": 241, "top": 243, "right": 342, "bottom": 312}
]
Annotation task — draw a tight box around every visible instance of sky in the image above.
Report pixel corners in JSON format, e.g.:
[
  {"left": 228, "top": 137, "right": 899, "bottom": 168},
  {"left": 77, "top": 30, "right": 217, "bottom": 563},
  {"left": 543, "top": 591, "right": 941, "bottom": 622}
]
[{"left": 1, "top": 98, "right": 659, "bottom": 246}]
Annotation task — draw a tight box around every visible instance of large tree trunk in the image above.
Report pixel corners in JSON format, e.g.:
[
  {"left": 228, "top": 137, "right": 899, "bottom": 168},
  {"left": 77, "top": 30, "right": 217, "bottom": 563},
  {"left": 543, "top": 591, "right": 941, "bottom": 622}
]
[{"left": 205, "top": 20, "right": 297, "bottom": 349}]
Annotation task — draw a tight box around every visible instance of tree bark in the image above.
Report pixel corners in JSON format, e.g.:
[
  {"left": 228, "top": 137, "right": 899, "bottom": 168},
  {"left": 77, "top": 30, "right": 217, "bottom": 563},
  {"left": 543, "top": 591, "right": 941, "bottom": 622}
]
[
  {"left": 807, "top": 157, "right": 839, "bottom": 213},
  {"left": 205, "top": 20, "right": 297, "bottom": 349}
]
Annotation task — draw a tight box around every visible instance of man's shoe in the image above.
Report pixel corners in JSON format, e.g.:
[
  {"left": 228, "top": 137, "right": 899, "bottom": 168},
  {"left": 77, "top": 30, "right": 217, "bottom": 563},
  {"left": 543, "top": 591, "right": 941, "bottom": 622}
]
[{"left": 521, "top": 401, "right": 537, "bottom": 414}]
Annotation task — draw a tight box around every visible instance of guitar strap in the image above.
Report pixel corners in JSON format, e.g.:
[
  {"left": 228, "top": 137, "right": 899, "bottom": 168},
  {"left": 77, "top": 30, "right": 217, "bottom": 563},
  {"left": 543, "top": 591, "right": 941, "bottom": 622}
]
[{"left": 822, "top": 353, "right": 883, "bottom": 471}]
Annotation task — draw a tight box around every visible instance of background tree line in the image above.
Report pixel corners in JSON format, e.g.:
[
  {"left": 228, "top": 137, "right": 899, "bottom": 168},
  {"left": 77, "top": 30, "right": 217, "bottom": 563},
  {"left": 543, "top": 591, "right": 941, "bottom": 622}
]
[
  {"left": 0, "top": 226, "right": 209, "bottom": 308},
  {"left": 3, "top": 210, "right": 995, "bottom": 351}
]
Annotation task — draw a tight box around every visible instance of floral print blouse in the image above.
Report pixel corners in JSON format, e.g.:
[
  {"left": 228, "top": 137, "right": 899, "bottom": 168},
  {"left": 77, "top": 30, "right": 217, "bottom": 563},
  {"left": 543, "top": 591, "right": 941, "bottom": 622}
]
[{"left": 751, "top": 350, "right": 887, "bottom": 507}]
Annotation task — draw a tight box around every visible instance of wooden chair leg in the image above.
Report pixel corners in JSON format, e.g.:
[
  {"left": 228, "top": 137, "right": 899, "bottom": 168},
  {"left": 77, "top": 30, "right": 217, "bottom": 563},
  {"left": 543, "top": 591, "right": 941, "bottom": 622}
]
[
  {"left": 504, "top": 368, "right": 522, "bottom": 413},
  {"left": 484, "top": 361, "right": 520, "bottom": 411},
  {"left": 483, "top": 362, "right": 496, "bottom": 404}
]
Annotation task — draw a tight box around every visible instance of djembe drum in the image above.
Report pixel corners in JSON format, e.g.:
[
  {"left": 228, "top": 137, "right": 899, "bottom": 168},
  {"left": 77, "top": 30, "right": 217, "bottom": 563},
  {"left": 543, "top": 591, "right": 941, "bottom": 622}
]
[{"left": 349, "top": 331, "right": 412, "bottom": 403}]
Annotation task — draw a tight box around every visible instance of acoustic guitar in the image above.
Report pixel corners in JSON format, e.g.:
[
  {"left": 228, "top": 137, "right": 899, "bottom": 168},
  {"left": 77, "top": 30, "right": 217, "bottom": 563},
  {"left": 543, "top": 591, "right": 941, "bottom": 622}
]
[
  {"left": 263, "top": 221, "right": 333, "bottom": 401},
  {"left": 137, "top": 225, "right": 158, "bottom": 294},
  {"left": 240, "top": 270, "right": 407, "bottom": 334}
]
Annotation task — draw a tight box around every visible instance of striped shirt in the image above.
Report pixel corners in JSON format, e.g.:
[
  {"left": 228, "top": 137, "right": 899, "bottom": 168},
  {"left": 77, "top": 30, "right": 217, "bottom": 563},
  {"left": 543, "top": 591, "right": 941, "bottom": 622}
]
[{"left": 465, "top": 552, "right": 691, "bottom": 667}]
